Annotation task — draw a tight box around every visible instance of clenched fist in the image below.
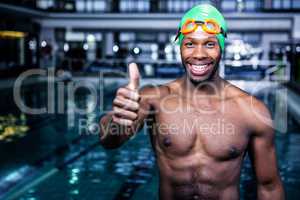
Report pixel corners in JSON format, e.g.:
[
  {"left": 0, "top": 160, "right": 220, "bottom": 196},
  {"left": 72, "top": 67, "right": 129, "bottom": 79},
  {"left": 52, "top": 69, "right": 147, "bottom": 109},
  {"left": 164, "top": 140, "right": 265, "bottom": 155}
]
[{"left": 112, "top": 63, "right": 140, "bottom": 126}]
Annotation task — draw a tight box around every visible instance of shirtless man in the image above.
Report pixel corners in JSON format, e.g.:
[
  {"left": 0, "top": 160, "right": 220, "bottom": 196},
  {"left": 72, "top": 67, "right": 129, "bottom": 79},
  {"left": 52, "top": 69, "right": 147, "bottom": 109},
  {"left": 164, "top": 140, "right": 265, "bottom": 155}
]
[{"left": 99, "top": 4, "right": 284, "bottom": 200}]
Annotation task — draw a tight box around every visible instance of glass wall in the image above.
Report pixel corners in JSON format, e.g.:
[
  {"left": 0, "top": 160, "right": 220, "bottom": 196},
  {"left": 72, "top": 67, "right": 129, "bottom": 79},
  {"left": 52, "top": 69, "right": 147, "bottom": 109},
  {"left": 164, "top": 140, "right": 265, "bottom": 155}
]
[
  {"left": 55, "top": 30, "right": 104, "bottom": 71},
  {"left": 221, "top": 0, "right": 263, "bottom": 12},
  {"left": 265, "top": 0, "right": 300, "bottom": 10},
  {"left": 7, "top": 0, "right": 300, "bottom": 13},
  {"left": 36, "top": 0, "right": 109, "bottom": 12},
  {"left": 0, "top": 32, "right": 38, "bottom": 75},
  {"left": 51, "top": 28, "right": 286, "bottom": 79},
  {"left": 3, "top": 0, "right": 300, "bottom": 13},
  {"left": 119, "top": 0, "right": 150, "bottom": 12},
  {"left": 51, "top": 29, "right": 183, "bottom": 76},
  {"left": 224, "top": 32, "right": 263, "bottom": 61}
]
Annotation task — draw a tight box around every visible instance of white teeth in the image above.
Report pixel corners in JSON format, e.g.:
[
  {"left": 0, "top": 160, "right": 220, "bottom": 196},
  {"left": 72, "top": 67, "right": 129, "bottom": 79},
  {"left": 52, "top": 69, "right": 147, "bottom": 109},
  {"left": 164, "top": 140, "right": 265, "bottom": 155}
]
[{"left": 191, "top": 64, "right": 207, "bottom": 71}]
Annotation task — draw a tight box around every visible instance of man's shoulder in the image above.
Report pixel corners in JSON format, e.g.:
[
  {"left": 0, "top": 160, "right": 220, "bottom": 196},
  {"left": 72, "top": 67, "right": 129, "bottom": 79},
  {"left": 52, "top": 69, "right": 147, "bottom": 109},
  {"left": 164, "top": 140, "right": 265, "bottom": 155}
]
[
  {"left": 234, "top": 87, "right": 270, "bottom": 117},
  {"left": 139, "top": 80, "right": 174, "bottom": 99},
  {"left": 225, "top": 81, "right": 251, "bottom": 100},
  {"left": 226, "top": 82, "right": 265, "bottom": 109},
  {"left": 247, "top": 95, "right": 273, "bottom": 135},
  {"left": 228, "top": 84, "right": 273, "bottom": 135}
]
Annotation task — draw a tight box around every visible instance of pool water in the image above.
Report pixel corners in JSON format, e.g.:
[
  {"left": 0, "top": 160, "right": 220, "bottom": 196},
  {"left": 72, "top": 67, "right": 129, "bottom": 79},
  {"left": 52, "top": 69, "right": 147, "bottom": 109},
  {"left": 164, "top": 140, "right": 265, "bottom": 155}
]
[{"left": 0, "top": 78, "right": 299, "bottom": 200}]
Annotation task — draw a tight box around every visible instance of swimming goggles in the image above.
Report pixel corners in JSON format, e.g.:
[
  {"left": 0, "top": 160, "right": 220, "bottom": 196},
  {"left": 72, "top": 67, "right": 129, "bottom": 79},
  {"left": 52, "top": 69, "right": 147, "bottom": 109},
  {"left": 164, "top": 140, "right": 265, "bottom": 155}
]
[{"left": 175, "top": 18, "right": 227, "bottom": 41}]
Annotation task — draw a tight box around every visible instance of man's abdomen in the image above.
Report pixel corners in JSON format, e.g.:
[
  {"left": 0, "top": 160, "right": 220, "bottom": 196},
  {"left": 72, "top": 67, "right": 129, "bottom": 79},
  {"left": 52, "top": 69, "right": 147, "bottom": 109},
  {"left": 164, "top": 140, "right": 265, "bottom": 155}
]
[
  {"left": 159, "top": 179, "right": 239, "bottom": 200},
  {"left": 157, "top": 153, "right": 242, "bottom": 200}
]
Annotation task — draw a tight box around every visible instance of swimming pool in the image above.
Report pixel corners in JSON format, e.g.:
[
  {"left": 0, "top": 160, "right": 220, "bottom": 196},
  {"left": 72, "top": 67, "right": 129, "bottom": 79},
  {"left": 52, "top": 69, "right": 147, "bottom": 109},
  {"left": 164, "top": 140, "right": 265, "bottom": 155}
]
[{"left": 0, "top": 77, "right": 299, "bottom": 200}]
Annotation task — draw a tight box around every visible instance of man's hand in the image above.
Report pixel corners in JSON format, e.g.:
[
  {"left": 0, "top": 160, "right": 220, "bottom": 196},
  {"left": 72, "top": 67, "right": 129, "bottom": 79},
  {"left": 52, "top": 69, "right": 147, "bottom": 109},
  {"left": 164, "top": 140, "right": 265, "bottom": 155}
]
[{"left": 112, "top": 63, "right": 140, "bottom": 126}]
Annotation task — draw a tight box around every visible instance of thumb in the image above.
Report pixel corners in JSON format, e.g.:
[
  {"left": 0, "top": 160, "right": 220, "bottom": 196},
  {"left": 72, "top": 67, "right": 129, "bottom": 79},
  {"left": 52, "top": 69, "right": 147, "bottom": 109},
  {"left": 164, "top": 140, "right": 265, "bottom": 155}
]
[{"left": 127, "top": 63, "right": 140, "bottom": 90}]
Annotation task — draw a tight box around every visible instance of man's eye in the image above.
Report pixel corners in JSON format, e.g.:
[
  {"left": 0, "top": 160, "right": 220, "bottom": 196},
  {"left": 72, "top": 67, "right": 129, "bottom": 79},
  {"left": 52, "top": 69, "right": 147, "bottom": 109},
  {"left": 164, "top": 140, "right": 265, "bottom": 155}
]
[
  {"left": 185, "top": 42, "right": 194, "bottom": 47},
  {"left": 206, "top": 41, "right": 216, "bottom": 48}
]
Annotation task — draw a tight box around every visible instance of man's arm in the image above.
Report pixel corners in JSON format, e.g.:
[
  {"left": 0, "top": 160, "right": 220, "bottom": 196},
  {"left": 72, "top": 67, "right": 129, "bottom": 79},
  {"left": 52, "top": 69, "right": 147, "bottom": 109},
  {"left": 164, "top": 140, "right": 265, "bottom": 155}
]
[{"left": 248, "top": 100, "right": 285, "bottom": 200}]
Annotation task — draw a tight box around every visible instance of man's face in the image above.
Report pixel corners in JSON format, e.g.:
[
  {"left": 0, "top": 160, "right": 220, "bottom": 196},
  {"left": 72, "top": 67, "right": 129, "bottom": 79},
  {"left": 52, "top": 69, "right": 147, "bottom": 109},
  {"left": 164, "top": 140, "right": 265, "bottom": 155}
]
[{"left": 180, "top": 28, "right": 221, "bottom": 84}]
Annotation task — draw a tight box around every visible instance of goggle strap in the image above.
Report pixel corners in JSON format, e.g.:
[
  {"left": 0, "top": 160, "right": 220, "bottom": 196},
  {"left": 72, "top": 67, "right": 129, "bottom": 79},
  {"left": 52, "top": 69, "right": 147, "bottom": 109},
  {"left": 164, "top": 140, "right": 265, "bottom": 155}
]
[
  {"left": 221, "top": 28, "right": 227, "bottom": 38},
  {"left": 174, "top": 28, "right": 181, "bottom": 42}
]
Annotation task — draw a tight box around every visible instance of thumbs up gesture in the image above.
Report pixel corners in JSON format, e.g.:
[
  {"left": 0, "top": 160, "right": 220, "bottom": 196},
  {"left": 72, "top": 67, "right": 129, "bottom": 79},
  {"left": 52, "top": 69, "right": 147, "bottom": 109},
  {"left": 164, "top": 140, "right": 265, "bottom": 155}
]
[{"left": 112, "top": 63, "right": 141, "bottom": 126}]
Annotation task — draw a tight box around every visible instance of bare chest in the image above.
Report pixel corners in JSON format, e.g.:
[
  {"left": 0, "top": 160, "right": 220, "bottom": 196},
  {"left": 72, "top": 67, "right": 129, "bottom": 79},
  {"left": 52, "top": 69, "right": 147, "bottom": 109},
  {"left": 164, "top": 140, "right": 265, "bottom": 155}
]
[{"left": 151, "top": 101, "right": 250, "bottom": 161}]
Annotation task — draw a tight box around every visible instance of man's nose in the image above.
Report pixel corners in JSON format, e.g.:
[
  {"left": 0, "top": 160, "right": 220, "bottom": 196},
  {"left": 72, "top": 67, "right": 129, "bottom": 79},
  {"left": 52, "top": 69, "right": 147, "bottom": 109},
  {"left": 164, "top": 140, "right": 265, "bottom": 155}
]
[{"left": 192, "top": 45, "right": 208, "bottom": 59}]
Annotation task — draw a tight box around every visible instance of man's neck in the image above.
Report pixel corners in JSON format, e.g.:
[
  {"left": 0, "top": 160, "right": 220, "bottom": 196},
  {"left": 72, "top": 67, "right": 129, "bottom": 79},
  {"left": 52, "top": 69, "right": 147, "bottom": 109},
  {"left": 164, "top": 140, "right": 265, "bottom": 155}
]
[{"left": 180, "top": 74, "right": 225, "bottom": 97}]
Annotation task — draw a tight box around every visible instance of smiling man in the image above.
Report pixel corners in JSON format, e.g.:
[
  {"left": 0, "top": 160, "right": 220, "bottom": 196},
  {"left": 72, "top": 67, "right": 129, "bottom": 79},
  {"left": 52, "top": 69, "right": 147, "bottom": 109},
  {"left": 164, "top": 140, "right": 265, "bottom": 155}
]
[{"left": 99, "top": 4, "right": 285, "bottom": 200}]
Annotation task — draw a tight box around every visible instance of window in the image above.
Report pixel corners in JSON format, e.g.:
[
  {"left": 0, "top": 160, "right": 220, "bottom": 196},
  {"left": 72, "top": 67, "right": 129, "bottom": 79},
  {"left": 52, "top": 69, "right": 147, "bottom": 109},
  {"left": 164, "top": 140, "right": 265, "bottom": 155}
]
[
  {"left": 245, "top": 0, "right": 258, "bottom": 11},
  {"left": 227, "top": 32, "right": 262, "bottom": 47},
  {"left": 86, "top": 0, "right": 93, "bottom": 12},
  {"left": 283, "top": 0, "right": 291, "bottom": 9},
  {"left": 266, "top": 0, "right": 300, "bottom": 10},
  {"left": 76, "top": 0, "right": 85, "bottom": 12},
  {"left": 293, "top": 0, "right": 300, "bottom": 9},
  {"left": 166, "top": 0, "right": 213, "bottom": 13},
  {"left": 221, "top": 0, "right": 236, "bottom": 12},
  {"left": 37, "top": 0, "right": 54, "bottom": 10},
  {"left": 94, "top": 0, "right": 106, "bottom": 12},
  {"left": 273, "top": 0, "right": 281, "bottom": 9},
  {"left": 221, "top": 0, "right": 262, "bottom": 12},
  {"left": 119, "top": 0, "right": 150, "bottom": 12}
]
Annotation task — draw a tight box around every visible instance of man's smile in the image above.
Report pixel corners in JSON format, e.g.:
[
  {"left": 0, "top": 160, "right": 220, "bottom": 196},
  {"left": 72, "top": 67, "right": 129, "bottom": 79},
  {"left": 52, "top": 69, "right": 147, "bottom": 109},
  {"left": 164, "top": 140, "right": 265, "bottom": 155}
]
[{"left": 187, "top": 61, "right": 213, "bottom": 76}]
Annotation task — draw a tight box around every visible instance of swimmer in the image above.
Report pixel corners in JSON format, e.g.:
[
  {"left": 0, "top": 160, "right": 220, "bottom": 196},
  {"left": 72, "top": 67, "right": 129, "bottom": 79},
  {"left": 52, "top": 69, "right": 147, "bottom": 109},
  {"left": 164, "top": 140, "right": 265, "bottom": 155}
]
[{"left": 100, "top": 4, "right": 284, "bottom": 200}]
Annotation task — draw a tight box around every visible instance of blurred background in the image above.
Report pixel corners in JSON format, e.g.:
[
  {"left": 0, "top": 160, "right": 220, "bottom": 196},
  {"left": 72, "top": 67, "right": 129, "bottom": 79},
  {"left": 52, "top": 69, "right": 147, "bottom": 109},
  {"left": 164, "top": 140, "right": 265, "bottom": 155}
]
[{"left": 0, "top": 0, "right": 300, "bottom": 199}]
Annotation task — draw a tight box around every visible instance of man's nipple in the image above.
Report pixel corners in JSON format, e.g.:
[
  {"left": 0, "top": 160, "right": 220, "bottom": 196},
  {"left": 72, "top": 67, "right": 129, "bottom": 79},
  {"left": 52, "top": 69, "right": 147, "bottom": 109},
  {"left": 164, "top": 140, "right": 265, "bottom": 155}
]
[
  {"left": 163, "top": 137, "right": 172, "bottom": 147},
  {"left": 229, "top": 147, "right": 240, "bottom": 158}
]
